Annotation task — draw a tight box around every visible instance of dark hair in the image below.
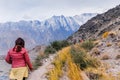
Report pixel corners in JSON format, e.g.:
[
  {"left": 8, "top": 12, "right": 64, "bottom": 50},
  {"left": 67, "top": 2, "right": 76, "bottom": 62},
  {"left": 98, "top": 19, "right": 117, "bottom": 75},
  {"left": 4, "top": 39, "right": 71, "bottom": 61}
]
[{"left": 13, "top": 37, "right": 25, "bottom": 52}]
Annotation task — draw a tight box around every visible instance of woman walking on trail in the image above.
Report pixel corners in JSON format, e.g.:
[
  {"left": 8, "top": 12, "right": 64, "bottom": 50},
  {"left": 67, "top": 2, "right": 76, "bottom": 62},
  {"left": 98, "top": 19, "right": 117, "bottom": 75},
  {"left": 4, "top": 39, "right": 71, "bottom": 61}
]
[{"left": 5, "top": 37, "right": 33, "bottom": 80}]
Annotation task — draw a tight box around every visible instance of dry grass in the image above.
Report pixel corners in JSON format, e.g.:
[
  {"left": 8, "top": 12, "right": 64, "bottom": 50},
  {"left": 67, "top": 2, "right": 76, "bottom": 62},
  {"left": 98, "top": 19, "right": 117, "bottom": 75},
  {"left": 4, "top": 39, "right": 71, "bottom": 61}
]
[{"left": 48, "top": 47, "right": 83, "bottom": 80}]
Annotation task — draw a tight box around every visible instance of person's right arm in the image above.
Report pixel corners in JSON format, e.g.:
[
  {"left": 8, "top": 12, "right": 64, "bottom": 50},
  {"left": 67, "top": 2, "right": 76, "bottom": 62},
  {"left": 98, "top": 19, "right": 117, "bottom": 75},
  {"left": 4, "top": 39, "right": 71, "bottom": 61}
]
[{"left": 5, "top": 51, "right": 12, "bottom": 64}]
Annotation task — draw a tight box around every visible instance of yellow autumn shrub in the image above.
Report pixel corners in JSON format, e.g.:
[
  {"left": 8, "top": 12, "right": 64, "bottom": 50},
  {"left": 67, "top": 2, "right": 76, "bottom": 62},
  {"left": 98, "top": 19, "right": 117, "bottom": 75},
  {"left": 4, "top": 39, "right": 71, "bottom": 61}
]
[
  {"left": 102, "top": 31, "right": 109, "bottom": 38},
  {"left": 48, "top": 47, "right": 83, "bottom": 80}
]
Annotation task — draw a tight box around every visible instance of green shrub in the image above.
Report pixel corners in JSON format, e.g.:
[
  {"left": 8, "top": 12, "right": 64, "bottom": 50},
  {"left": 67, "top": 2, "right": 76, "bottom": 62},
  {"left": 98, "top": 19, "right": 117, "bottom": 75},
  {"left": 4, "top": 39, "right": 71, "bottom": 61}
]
[
  {"left": 60, "top": 40, "right": 70, "bottom": 48},
  {"left": 51, "top": 40, "right": 70, "bottom": 51},
  {"left": 81, "top": 40, "right": 95, "bottom": 51},
  {"left": 50, "top": 41, "right": 61, "bottom": 51},
  {"left": 70, "top": 47, "right": 100, "bottom": 70},
  {"left": 33, "top": 55, "right": 43, "bottom": 70},
  {"left": 71, "top": 48, "right": 87, "bottom": 70},
  {"left": 44, "top": 46, "right": 56, "bottom": 55}
]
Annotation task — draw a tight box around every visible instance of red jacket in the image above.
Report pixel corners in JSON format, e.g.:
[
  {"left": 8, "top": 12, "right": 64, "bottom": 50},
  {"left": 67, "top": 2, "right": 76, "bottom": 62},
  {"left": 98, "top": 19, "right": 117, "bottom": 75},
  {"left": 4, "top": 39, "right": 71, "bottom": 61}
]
[{"left": 5, "top": 48, "right": 33, "bottom": 71}]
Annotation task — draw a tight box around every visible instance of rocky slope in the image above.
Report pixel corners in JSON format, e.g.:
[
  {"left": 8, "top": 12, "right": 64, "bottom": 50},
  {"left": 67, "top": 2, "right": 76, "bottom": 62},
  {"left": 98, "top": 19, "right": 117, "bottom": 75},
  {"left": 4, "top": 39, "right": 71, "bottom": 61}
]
[
  {"left": 66, "top": 4, "right": 120, "bottom": 79},
  {"left": 90, "top": 29, "right": 120, "bottom": 78},
  {"left": 67, "top": 5, "right": 120, "bottom": 43}
]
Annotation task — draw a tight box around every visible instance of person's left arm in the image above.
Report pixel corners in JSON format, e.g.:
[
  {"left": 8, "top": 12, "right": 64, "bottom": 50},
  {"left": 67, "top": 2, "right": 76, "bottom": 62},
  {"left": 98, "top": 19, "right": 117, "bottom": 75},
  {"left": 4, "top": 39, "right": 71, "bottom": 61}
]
[{"left": 24, "top": 50, "right": 33, "bottom": 71}]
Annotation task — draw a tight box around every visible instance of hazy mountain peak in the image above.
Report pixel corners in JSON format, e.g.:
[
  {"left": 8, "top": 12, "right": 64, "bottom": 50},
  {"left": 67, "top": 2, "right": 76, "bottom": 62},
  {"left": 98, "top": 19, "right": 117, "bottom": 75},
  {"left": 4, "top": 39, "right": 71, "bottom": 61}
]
[{"left": 0, "top": 13, "right": 96, "bottom": 55}]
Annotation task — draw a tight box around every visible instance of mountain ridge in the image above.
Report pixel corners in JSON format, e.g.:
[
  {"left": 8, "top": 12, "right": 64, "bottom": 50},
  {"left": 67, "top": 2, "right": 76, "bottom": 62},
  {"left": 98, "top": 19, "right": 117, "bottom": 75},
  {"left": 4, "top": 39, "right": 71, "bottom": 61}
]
[
  {"left": 67, "top": 5, "right": 120, "bottom": 43},
  {"left": 0, "top": 13, "right": 96, "bottom": 55}
]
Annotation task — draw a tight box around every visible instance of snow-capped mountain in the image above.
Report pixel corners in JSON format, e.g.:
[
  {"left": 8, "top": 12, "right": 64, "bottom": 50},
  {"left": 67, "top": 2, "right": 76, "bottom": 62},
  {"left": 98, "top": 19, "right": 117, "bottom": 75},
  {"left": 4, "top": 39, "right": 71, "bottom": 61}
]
[{"left": 0, "top": 13, "right": 97, "bottom": 54}]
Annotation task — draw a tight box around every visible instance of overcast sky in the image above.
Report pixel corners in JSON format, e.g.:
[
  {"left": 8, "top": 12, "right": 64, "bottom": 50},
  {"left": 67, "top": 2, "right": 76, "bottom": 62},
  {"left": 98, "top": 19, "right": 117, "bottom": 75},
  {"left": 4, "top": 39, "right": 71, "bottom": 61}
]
[{"left": 0, "top": 0, "right": 120, "bottom": 22}]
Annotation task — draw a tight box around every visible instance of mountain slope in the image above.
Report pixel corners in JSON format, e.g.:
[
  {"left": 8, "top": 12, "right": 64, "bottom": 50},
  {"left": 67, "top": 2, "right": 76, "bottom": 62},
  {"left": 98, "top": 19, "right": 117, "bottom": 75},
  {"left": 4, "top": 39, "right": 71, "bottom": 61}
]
[
  {"left": 66, "top": 4, "right": 120, "bottom": 79},
  {"left": 67, "top": 5, "right": 120, "bottom": 43},
  {"left": 0, "top": 13, "right": 96, "bottom": 54}
]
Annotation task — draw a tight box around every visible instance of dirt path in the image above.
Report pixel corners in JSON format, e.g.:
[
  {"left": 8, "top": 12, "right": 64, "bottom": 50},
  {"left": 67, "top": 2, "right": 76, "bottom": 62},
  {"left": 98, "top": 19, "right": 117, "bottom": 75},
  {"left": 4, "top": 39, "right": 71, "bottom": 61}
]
[{"left": 27, "top": 54, "right": 56, "bottom": 80}]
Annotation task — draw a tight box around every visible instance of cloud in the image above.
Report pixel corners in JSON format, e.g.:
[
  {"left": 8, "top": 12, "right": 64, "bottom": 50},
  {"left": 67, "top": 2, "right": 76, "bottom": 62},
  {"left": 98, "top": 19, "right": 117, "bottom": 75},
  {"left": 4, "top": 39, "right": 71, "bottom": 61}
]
[{"left": 0, "top": 0, "right": 119, "bottom": 22}]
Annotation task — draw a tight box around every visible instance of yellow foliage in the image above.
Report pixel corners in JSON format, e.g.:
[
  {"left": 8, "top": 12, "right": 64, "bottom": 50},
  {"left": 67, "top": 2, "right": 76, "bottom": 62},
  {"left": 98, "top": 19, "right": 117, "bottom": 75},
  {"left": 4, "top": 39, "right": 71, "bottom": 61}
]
[
  {"left": 68, "top": 61, "right": 83, "bottom": 80},
  {"left": 48, "top": 69, "right": 59, "bottom": 80},
  {"left": 48, "top": 47, "right": 83, "bottom": 80},
  {"left": 48, "top": 43, "right": 116, "bottom": 80},
  {"left": 102, "top": 31, "right": 109, "bottom": 38},
  {"left": 102, "top": 31, "right": 117, "bottom": 39}
]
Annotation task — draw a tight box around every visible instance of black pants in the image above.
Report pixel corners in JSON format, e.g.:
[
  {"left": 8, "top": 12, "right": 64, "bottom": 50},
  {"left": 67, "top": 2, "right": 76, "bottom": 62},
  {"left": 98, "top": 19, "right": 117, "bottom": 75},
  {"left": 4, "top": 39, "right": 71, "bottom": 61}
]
[
  {"left": 23, "top": 77, "right": 26, "bottom": 80},
  {"left": 11, "top": 77, "right": 26, "bottom": 80}
]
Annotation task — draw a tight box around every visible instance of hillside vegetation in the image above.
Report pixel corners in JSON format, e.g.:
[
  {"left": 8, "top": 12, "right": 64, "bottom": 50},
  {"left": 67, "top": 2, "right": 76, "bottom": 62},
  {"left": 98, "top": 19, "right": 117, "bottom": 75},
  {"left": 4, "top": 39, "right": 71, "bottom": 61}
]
[
  {"left": 28, "top": 5, "right": 120, "bottom": 80},
  {"left": 31, "top": 29, "right": 120, "bottom": 80},
  {"left": 47, "top": 29, "right": 120, "bottom": 80},
  {"left": 46, "top": 38, "right": 117, "bottom": 80}
]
